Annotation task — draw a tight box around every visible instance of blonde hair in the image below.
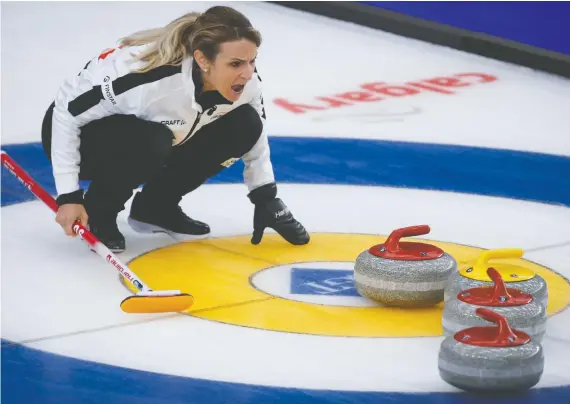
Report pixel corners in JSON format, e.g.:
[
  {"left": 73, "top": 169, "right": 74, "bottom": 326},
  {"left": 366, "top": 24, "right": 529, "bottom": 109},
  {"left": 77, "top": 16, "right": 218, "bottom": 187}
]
[{"left": 120, "top": 6, "right": 262, "bottom": 73}]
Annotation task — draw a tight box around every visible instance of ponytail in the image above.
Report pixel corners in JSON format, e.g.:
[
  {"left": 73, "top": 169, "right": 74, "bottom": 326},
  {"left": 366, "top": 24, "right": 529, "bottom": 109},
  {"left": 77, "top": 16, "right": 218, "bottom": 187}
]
[
  {"left": 120, "top": 12, "right": 200, "bottom": 73},
  {"left": 120, "top": 7, "right": 262, "bottom": 73}
]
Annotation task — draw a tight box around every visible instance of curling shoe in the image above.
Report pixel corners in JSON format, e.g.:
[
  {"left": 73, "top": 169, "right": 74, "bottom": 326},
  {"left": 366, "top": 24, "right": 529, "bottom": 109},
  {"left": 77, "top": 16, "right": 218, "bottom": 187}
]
[
  {"left": 88, "top": 215, "right": 126, "bottom": 253},
  {"left": 127, "top": 193, "right": 211, "bottom": 241}
]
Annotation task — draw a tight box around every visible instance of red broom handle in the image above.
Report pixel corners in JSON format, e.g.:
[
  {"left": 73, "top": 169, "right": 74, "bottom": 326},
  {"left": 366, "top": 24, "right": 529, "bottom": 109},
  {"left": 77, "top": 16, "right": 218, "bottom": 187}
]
[
  {"left": 1, "top": 150, "right": 151, "bottom": 292},
  {"left": 1, "top": 150, "right": 98, "bottom": 246}
]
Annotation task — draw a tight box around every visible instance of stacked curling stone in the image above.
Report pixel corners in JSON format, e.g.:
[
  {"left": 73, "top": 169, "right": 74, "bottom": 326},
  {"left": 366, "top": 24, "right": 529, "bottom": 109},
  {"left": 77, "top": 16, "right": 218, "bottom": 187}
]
[
  {"left": 444, "top": 248, "right": 548, "bottom": 310},
  {"left": 442, "top": 267, "right": 547, "bottom": 342},
  {"left": 354, "top": 225, "right": 457, "bottom": 307},
  {"left": 438, "top": 308, "right": 544, "bottom": 392}
]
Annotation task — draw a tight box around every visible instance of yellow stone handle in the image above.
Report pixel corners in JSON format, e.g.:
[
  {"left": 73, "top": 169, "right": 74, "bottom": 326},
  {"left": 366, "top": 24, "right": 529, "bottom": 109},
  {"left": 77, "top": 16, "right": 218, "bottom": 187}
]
[{"left": 473, "top": 248, "right": 524, "bottom": 272}]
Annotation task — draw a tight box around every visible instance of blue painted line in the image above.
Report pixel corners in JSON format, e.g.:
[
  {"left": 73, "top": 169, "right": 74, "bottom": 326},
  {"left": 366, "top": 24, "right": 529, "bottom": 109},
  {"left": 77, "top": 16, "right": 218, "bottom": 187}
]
[
  {"left": 2, "top": 339, "right": 569, "bottom": 404},
  {"left": 2, "top": 138, "right": 570, "bottom": 207}
]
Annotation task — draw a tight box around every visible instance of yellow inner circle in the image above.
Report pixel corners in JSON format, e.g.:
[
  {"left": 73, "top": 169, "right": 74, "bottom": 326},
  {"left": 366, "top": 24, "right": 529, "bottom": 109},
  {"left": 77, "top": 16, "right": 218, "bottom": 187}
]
[{"left": 125, "top": 233, "right": 570, "bottom": 338}]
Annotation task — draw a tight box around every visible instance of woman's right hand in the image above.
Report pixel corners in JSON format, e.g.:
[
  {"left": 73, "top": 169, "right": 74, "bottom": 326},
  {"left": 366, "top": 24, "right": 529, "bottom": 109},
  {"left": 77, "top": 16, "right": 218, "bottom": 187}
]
[{"left": 56, "top": 204, "right": 89, "bottom": 236}]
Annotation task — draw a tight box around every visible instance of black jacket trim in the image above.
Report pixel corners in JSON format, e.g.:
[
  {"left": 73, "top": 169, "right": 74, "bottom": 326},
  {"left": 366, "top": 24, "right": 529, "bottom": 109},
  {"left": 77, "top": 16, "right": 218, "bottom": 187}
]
[{"left": 67, "top": 65, "right": 182, "bottom": 117}]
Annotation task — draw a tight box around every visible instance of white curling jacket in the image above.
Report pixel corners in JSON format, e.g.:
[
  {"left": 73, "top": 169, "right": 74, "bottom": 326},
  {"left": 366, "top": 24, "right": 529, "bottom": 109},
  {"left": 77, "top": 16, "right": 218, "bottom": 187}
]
[{"left": 50, "top": 43, "right": 275, "bottom": 196}]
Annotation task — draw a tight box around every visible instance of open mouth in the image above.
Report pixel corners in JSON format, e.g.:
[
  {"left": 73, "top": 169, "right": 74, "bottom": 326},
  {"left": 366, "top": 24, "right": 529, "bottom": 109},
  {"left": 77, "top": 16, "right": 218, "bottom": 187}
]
[{"left": 231, "top": 84, "right": 245, "bottom": 94}]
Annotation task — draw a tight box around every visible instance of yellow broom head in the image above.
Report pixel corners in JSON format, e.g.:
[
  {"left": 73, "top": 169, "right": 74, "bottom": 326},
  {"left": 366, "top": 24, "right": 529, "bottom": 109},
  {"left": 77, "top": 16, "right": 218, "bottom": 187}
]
[{"left": 120, "top": 292, "right": 194, "bottom": 313}]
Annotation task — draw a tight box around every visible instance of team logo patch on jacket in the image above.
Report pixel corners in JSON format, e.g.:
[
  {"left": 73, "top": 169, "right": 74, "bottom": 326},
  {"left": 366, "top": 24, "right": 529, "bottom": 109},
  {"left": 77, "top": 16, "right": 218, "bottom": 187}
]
[{"left": 161, "top": 119, "right": 187, "bottom": 126}]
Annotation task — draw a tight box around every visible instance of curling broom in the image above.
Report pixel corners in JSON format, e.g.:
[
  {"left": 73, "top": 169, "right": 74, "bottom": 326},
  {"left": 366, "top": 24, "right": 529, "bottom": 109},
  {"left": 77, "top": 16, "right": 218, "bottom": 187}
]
[{"left": 1, "top": 150, "right": 194, "bottom": 314}]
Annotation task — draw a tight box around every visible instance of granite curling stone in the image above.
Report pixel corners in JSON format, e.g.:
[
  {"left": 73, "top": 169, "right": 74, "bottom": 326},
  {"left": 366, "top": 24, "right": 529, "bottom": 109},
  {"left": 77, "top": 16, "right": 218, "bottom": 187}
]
[
  {"left": 354, "top": 225, "right": 457, "bottom": 307},
  {"left": 438, "top": 308, "right": 544, "bottom": 392},
  {"left": 442, "top": 267, "right": 547, "bottom": 342},
  {"left": 444, "top": 248, "right": 548, "bottom": 310}
]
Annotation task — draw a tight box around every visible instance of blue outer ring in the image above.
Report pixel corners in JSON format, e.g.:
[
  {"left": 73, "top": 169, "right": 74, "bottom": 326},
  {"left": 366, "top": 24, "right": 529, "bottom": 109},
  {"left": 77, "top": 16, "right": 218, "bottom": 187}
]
[
  {"left": 2, "top": 338, "right": 569, "bottom": 404},
  {"left": 2, "top": 137, "right": 570, "bottom": 207}
]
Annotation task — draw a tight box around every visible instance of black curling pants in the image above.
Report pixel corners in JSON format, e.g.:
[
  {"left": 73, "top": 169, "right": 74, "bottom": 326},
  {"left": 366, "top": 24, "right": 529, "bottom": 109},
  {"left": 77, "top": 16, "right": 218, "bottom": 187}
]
[{"left": 41, "top": 102, "right": 263, "bottom": 217}]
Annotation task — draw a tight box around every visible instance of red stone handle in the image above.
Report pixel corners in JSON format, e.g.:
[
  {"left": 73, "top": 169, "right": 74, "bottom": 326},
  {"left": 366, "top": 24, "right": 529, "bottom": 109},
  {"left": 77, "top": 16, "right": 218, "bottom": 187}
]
[
  {"left": 475, "top": 308, "right": 519, "bottom": 342},
  {"left": 454, "top": 307, "right": 531, "bottom": 346},
  {"left": 385, "top": 225, "right": 430, "bottom": 252},
  {"left": 487, "top": 267, "right": 512, "bottom": 302}
]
